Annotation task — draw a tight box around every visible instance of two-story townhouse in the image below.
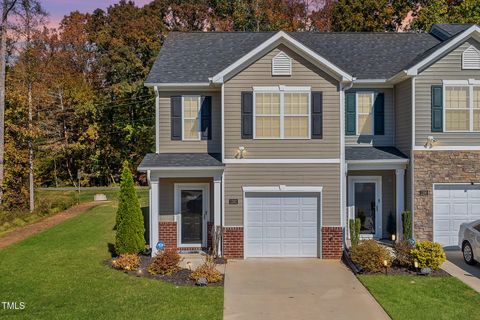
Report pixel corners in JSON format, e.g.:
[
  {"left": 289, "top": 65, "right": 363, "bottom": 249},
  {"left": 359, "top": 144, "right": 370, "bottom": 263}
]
[{"left": 139, "top": 24, "right": 480, "bottom": 259}]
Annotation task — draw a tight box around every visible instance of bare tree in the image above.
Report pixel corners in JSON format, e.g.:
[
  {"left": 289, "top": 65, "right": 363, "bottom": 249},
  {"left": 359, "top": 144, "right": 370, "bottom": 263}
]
[{"left": 0, "top": 0, "right": 18, "bottom": 204}]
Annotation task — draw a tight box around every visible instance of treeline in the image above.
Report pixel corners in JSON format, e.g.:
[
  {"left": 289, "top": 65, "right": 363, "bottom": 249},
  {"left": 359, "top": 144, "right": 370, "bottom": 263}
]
[{"left": 3, "top": 0, "right": 480, "bottom": 210}]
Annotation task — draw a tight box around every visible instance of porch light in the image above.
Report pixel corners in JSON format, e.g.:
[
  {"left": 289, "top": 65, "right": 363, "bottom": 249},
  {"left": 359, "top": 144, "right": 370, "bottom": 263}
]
[
  {"left": 424, "top": 136, "right": 437, "bottom": 149},
  {"left": 237, "top": 146, "right": 247, "bottom": 159}
]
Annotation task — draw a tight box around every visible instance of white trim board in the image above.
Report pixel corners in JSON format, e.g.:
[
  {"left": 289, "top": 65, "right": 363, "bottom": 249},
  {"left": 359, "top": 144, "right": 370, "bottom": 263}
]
[
  {"left": 223, "top": 158, "right": 341, "bottom": 164},
  {"left": 243, "top": 185, "right": 323, "bottom": 193},
  {"left": 210, "top": 31, "right": 353, "bottom": 84}
]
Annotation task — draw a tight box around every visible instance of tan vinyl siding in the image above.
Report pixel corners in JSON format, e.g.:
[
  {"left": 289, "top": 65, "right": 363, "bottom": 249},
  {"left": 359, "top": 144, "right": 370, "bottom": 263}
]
[
  {"left": 394, "top": 79, "right": 412, "bottom": 155},
  {"left": 415, "top": 38, "right": 480, "bottom": 146},
  {"left": 345, "top": 88, "right": 394, "bottom": 146},
  {"left": 158, "top": 91, "right": 221, "bottom": 153},
  {"left": 224, "top": 44, "right": 340, "bottom": 159},
  {"left": 159, "top": 177, "right": 214, "bottom": 222},
  {"left": 224, "top": 164, "right": 341, "bottom": 226},
  {"left": 348, "top": 170, "right": 396, "bottom": 238}
]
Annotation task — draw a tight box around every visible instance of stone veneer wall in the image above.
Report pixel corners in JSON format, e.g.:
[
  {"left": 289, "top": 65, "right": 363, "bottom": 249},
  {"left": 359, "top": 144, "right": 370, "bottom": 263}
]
[{"left": 413, "top": 151, "right": 480, "bottom": 240}]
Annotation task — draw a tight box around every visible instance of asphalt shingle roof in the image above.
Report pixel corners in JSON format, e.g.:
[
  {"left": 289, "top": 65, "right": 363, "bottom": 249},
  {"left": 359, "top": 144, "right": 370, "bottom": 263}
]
[
  {"left": 345, "top": 147, "right": 408, "bottom": 161},
  {"left": 138, "top": 153, "right": 223, "bottom": 169},
  {"left": 146, "top": 31, "right": 442, "bottom": 83}
]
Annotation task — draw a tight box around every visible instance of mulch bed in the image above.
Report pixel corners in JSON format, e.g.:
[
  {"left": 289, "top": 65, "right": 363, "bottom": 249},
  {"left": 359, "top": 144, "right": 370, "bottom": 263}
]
[
  {"left": 361, "top": 265, "right": 451, "bottom": 277},
  {"left": 105, "top": 255, "right": 224, "bottom": 287}
]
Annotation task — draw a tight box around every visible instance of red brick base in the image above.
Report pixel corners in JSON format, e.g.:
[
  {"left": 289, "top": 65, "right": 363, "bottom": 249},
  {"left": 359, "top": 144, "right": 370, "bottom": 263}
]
[
  {"left": 159, "top": 222, "right": 177, "bottom": 250},
  {"left": 322, "top": 226, "right": 343, "bottom": 259},
  {"left": 223, "top": 227, "right": 244, "bottom": 259}
]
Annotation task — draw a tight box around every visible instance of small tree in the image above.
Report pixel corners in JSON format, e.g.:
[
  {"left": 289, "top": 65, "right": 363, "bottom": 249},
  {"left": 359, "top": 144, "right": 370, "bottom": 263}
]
[
  {"left": 115, "top": 161, "right": 145, "bottom": 254},
  {"left": 349, "top": 218, "right": 361, "bottom": 247},
  {"left": 402, "top": 210, "right": 412, "bottom": 240}
]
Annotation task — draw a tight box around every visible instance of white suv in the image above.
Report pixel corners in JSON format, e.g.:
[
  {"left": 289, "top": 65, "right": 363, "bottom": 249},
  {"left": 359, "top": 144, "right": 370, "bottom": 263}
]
[{"left": 459, "top": 219, "right": 480, "bottom": 265}]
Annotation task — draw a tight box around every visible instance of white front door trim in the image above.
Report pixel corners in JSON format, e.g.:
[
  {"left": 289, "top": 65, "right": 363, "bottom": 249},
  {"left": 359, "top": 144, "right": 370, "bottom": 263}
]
[
  {"left": 174, "top": 183, "right": 210, "bottom": 248},
  {"left": 348, "top": 176, "right": 383, "bottom": 239}
]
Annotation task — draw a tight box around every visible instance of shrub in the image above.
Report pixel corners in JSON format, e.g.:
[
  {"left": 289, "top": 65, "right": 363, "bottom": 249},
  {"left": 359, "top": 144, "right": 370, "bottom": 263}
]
[
  {"left": 394, "top": 240, "right": 414, "bottom": 267},
  {"left": 402, "top": 210, "right": 412, "bottom": 239},
  {"left": 349, "top": 218, "right": 361, "bottom": 247},
  {"left": 190, "top": 255, "right": 223, "bottom": 283},
  {"left": 113, "top": 253, "right": 140, "bottom": 271},
  {"left": 115, "top": 161, "right": 145, "bottom": 254},
  {"left": 350, "top": 240, "right": 393, "bottom": 272},
  {"left": 411, "top": 240, "right": 446, "bottom": 270},
  {"left": 148, "top": 249, "right": 181, "bottom": 275}
]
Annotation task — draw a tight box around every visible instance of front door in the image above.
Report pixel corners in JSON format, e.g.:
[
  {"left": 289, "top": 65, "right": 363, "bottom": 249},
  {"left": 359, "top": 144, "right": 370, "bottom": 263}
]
[
  {"left": 175, "top": 184, "right": 209, "bottom": 248},
  {"left": 348, "top": 176, "right": 382, "bottom": 239}
]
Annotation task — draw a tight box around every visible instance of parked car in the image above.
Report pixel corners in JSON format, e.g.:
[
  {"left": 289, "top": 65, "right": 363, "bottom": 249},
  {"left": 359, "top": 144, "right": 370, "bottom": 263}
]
[{"left": 459, "top": 220, "right": 480, "bottom": 265}]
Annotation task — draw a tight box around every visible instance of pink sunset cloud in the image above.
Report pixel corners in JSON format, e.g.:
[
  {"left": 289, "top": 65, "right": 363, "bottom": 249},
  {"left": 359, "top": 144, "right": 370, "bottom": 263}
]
[{"left": 44, "top": 0, "right": 153, "bottom": 28}]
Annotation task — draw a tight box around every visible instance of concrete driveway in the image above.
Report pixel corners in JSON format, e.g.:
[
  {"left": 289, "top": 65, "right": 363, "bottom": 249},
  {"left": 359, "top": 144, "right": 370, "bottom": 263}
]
[
  {"left": 443, "top": 249, "right": 480, "bottom": 293},
  {"left": 224, "top": 259, "right": 389, "bottom": 320}
]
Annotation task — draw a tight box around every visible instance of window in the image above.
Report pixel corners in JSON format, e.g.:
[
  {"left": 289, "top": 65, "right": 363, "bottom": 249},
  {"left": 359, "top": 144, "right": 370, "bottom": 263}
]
[
  {"left": 254, "top": 88, "right": 310, "bottom": 139},
  {"left": 474, "top": 223, "right": 480, "bottom": 233},
  {"left": 357, "top": 92, "right": 374, "bottom": 135},
  {"left": 444, "top": 84, "right": 480, "bottom": 132},
  {"left": 183, "top": 96, "right": 201, "bottom": 140}
]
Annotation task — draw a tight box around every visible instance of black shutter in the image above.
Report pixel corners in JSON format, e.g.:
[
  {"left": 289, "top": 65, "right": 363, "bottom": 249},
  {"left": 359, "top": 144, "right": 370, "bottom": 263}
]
[
  {"left": 201, "top": 96, "right": 212, "bottom": 140},
  {"left": 374, "top": 92, "right": 385, "bottom": 135},
  {"left": 431, "top": 85, "right": 443, "bottom": 132},
  {"left": 171, "top": 96, "right": 182, "bottom": 140},
  {"left": 311, "top": 92, "right": 323, "bottom": 139},
  {"left": 241, "top": 92, "right": 253, "bottom": 139},
  {"left": 345, "top": 92, "right": 356, "bottom": 135}
]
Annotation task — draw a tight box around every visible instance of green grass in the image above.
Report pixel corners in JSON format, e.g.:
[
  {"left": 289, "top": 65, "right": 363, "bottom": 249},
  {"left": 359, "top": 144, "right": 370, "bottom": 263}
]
[
  {"left": 359, "top": 275, "right": 480, "bottom": 320},
  {"left": 0, "top": 197, "right": 223, "bottom": 319}
]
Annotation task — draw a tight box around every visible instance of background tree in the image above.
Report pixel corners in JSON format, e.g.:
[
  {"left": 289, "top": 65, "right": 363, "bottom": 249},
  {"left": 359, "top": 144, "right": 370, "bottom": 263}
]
[{"left": 115, "top": 160, "right": 145, "bottom": 254}]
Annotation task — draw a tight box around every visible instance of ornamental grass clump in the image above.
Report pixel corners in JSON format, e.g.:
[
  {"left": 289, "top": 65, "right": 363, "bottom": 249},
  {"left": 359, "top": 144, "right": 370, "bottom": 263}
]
[
  {"left": 113, "top": 253, "right": 140, "bottom": 271},
  {"left": 411, "top": 240, "right": 446, "bottom": 270},
  {"left": 148, "top": 249, "right": 181, "bottom": 275},
  {"left": 350, "top": 240, "right": 393, "bottom": 272},
  {"left": 115, "top": 161, "right": 145, "bottom": 255},
  {"left": 190, "top": 255, "right": 223, "bottom": 284}
]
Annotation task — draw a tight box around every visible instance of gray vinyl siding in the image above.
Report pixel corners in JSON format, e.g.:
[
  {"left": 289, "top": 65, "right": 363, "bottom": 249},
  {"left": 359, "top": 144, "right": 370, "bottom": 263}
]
[
  {"left": 345, "top": 88, "right": 394, "bottom": 146},
  {"left": 158, "top": 91, "right": 221, "bottom": 153},
  {"left": 394, "top": 79, "right": 412, "bottom": 155},
  {"left": 223, "top": 44, "right": 340, "bottom": 159},
  {"left": 158, "top": 177, "right": 214, "bottom": 222},
  {"left": 415, "top": 38, "right": 480, "bottom": 146},
  {"left": 348, "top": 170, "right": 396, "bottom": 238},
  {"left": 224, "top": 164, "right": 341, "bottom": 226}
]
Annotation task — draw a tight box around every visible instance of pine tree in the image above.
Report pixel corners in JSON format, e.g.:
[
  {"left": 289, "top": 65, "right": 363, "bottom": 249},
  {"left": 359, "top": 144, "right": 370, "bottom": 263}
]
[{"left": 115, "top": 160, "right": 145, "bottom": 254}]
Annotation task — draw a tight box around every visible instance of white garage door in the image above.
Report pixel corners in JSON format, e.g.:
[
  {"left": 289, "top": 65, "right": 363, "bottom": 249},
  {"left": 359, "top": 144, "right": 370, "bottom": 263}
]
[
  {"left": 434, "top": 184, "right": 480, "bottom": 247},
  {"left": 245, "top": 193, "right": 319, "bottom": 257}
]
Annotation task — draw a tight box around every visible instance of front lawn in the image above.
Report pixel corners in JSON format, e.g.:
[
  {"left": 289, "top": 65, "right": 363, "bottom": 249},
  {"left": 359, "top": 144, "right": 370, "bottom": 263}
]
[
  {"left": 0, "top": 199, "right": 223, "bottom": 319},
  {"left": 359, "top": 275, "right": 480, "bottom": 320}
]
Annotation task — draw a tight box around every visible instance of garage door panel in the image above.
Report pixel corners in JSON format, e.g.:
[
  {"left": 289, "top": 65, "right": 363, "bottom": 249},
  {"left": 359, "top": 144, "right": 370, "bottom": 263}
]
[
  {"left": 434, "top": 184, "right": 480, "bottom": 247},
  {"left": 245, "top": 194, "right": 320, "bottom": 257}
]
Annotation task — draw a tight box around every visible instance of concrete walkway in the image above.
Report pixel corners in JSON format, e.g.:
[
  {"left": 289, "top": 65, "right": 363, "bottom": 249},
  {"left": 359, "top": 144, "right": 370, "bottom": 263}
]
[
  {"left": 444, "top": 250, "right": 480, "bottom": 293},
  {"left": 224, "top": 259, "right": 390, "bottom": 320}
]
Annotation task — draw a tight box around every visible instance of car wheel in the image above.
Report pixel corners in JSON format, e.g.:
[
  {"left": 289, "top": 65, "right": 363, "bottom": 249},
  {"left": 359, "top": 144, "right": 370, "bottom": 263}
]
[{"left": 463, "top": 242, "right": 477, "bottom": 265}]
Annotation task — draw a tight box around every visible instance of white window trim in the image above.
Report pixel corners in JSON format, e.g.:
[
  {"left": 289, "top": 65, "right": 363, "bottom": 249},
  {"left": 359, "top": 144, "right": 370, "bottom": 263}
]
[
  {"left": 181, "top": 95, "right": 202, "bottom": 141},
  {"left": 253, "top": 86, "right": 311, "bottom": 140},
  {"left": 355, "top": 91, "right": 375, "bottom": 136},
  {"left": 442, "top": 81, "right": 480, "bottom": 133}
]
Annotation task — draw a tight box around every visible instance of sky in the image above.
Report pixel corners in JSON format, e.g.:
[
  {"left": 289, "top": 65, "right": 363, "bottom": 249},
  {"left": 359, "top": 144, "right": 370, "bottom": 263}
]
[{"left": 44, "top": 0, "right": 152, "bottom": 28}]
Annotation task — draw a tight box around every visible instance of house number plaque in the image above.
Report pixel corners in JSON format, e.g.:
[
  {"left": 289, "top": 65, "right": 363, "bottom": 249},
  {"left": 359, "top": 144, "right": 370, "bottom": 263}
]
[{"left": 229, "top": 199, "right": 239, "bottom": 205}]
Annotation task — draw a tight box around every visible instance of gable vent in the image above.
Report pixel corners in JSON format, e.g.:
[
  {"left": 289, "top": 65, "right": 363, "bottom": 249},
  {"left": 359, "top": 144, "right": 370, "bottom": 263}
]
[
  {"left": 272, "top": 51, "right": 292, "bottom": 76},
  {"left": 462, "top": 45, "right": 480, "bottom": 69}
]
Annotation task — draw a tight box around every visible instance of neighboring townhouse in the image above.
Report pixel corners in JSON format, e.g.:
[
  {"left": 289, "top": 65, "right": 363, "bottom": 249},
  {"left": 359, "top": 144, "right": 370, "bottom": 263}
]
[{"left": 139, "top": 24, "right": 480, "bottom": 259}]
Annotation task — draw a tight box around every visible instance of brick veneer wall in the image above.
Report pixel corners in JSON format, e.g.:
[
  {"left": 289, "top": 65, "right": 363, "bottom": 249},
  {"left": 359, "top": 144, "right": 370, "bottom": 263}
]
[
  {"left": 159, "top": 222, "right": 177, "bottom": 249},
  {"left": 414, "top": 151, "right": 480, "bottom": 240},
  {"left": 322, "top": 226, "right": 343, "bottom": 259},
  {"left": 223, "top": 227, "right": 244, "bottom": 259}
]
